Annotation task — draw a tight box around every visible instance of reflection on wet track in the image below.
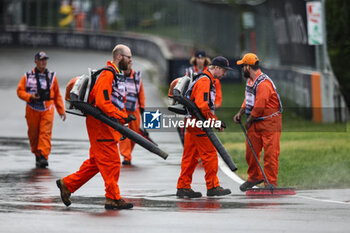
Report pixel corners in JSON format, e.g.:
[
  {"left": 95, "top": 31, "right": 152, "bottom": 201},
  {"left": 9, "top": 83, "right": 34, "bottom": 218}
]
[{"left": 0, "top": 136, "right": 295, "bottom": 215}]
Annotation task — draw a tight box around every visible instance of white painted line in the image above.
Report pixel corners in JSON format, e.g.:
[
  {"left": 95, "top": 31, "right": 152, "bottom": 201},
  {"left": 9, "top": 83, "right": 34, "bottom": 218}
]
[
  {"left": 218, "top": 156, "right": 245, "bottom": 185},
  {"left": 296, "top": 195, "right": 350, "bottom": 205},
  {"left": 219, "top": 157, "right": 350, "bottom": 205}
]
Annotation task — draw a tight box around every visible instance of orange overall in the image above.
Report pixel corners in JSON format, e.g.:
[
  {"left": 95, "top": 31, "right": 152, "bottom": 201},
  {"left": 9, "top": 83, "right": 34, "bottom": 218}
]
[
  {"left": 242, "top": 71, "right": 282, "bottom": 186},
  {"left": 177, "top": 70, "right": 221, "bottom": 190},
  {"left": 119, "top": 69, "right": 145, "bottom": 162},
  {"left": 17, "top": 68, "right": 65, "bottom": 159},
  {"left": 63, "top": 61, "right": 128, "bottom": 200}
]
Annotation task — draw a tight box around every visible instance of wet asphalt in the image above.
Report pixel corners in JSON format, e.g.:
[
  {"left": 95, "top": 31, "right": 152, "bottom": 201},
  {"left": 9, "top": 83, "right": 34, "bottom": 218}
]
[{"left": 0, "top": 48, "right": 349, "bottom": 233}]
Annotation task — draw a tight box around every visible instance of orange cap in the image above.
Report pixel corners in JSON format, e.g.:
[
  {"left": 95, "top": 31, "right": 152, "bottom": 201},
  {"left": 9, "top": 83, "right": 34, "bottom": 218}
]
[{"left": 236, "top": 53, "right": 259, "bottom": 66}]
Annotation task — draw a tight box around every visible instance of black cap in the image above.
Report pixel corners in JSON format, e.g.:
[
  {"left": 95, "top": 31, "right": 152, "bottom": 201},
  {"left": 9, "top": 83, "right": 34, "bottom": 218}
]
[
  {"left": 35, "top": 51, "right": 49, "bottom": 60},
  {"left": 194, "top": 50, "right": 206, "bottom": 58},
  {"left": 211, "top": 56, "right": 234, "bottom": 70}
]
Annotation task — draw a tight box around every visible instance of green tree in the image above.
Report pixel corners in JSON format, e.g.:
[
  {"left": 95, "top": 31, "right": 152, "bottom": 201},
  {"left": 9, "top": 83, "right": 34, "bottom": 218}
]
[{"left": 326, "top": 0, "right": 350, "bottom": 107}]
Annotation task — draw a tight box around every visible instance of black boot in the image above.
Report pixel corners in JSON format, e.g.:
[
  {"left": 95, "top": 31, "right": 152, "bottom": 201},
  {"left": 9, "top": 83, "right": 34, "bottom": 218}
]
[
  {"left": 207, "top": 186, "right": 231, "bottom": 196},
  {"left": 105, "top": 198, "right": 133, "bottom": 210},
  {"left": 239, "top": 180, "right": 264, "bottom": 192},
  {"left": 37, "top": 155, "right": 48, "bottom": 168},
  {"left": 35, "top": 156, "right": 40, "bottom": 167},
  {"left": 56, "top": 179, "right": 72, "bottom": 207},
  {"left": 176, "top": 188, "right": 202, "bottom": 198},
  {"left": 122, "top": 160, "right": 131, "bottom": 165}
]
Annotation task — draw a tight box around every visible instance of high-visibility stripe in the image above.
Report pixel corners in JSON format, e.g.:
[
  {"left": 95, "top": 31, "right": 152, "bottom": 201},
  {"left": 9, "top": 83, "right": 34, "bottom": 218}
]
[{"left": 311, "top": 72, "right": 322, "bottom": 123}]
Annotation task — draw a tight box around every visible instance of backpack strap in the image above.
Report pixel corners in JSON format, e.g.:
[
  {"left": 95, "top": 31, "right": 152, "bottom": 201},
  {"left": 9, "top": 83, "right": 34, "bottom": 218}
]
[
  {"left": 89, "top": 66, "right": 124, "bottom": 93},
  {"left": 191, "top": 73, "right": 214, "bottom": 107}
]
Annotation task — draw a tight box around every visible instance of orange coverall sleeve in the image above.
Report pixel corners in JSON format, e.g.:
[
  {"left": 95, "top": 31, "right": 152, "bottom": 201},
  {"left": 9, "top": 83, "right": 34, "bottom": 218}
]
[
  {"left": 17, "top": 75, "right": 32, "bottom": 103},
  {"left": 214, "top": 79, "right": 222, "bottom": 108},
  {"left": 138, "top": 79, "right": 146, "bottom": 109},
  {"left": 250, "top": 80, "right": 272, "bottom": 118},
  {"left": 52, "top": 76, "right": 65, "bottom": 115},
  {"left": 191, "top": 78, "right": 218, "bottom": 120},
  {"left": 91, "top": 70, "right": 128, "bottom": 121}
]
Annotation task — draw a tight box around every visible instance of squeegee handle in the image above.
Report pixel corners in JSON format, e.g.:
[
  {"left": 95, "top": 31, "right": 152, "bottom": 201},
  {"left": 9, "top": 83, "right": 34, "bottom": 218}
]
[{"left": 238, "top": 119, "right": 270, "bottom": 185}]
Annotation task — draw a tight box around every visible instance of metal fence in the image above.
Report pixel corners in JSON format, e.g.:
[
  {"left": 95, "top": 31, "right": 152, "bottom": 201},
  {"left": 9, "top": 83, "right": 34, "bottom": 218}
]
[{"left": 0, "top": 0, "right": 241, "bottom": 56}]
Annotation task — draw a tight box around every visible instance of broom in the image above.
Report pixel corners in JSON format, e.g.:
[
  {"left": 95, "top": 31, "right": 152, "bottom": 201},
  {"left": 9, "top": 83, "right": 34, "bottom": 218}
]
[{"left": 238, "top": 120, "right": 295, "bottom": 196}]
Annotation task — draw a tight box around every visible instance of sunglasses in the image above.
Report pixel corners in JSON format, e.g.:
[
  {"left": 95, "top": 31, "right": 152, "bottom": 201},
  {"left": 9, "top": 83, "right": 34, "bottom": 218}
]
[{"left": 121, "top": 54, "right": 132, "bottom": 59}]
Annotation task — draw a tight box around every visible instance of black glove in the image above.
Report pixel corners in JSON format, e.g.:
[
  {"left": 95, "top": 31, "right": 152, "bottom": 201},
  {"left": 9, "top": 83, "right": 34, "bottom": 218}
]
[
  {"left": 123, "top": 114, "right": 136, "bottom": 123},
  {"left": 221, "top": 121, "right": 226, "bottom": 129},
  {"left": 140, "top": 108, "right": 145, "bottom": 115}
]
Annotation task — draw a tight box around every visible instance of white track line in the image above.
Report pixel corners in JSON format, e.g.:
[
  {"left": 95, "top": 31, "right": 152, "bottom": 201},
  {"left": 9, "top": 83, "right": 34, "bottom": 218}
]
[
  {"left": 296, "top": 195, "right": 350, "bottom": 205},
  {"left": 218, "top": 157, "right": 350, "bottom": 205},
  {"left": 218, "top": 156, "right": 245, "bottom": 185}
]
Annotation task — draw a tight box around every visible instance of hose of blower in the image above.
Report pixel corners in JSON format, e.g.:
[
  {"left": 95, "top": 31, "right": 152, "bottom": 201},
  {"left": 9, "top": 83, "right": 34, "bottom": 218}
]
[
  {"left": 69, "top": 94, "right": 168, "bottom": 160},
  {"left": 173, "top": 90, "right": 237, "bottom": 172}
]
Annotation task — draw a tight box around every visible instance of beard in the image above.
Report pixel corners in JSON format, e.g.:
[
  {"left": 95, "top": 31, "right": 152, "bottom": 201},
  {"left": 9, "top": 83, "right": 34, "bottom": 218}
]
[
  {"left": 119, "top": 58, "right": 129, "bottom": 71},
  {"left": 242, "top": 69, "right": 250, "bottom": 79}
]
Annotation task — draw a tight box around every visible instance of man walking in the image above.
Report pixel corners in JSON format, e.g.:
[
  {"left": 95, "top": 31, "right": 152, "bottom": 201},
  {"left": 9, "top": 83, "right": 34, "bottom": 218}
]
[
  {"left": 233, "top": 53, "right": 282, "bottom": 191},
  {"left": 56, "top": 44, "right": 135, "bottom": 210},
  {"left": 17, "top": 51, "right": 66, "bottom": 168}
]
